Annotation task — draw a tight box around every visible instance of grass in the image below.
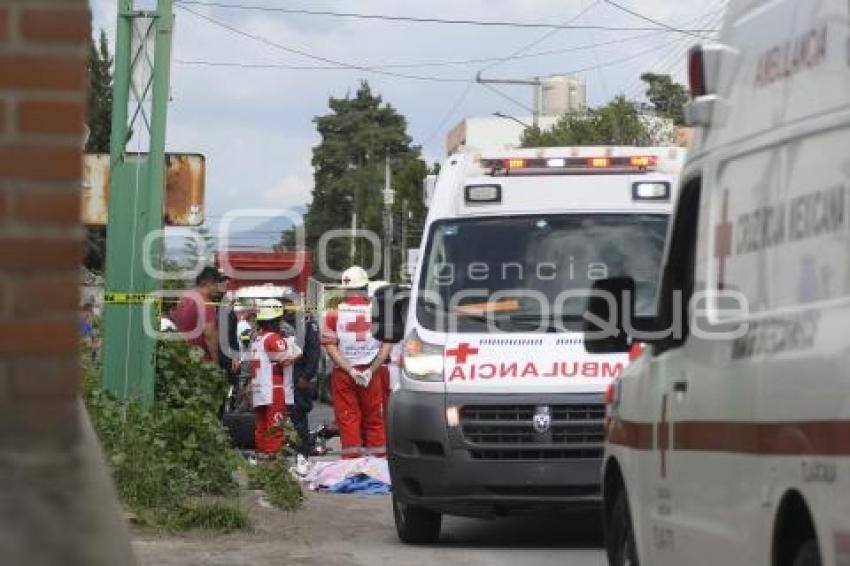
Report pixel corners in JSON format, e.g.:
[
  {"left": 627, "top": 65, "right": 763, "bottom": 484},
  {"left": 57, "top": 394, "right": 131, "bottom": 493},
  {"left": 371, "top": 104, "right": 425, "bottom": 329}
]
[
  {"left": 246, "top": 459, "right": 305, "bottom": 511},
  {"left": 163, "top": 501, "right": 254, "bottom": 532}
]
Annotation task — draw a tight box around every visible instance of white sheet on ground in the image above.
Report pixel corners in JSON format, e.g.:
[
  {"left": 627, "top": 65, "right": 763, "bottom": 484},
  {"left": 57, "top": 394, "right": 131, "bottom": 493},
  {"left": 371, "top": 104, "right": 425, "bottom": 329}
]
[{"left": 301, "top": 457, "right": 391, "bottom": 491}]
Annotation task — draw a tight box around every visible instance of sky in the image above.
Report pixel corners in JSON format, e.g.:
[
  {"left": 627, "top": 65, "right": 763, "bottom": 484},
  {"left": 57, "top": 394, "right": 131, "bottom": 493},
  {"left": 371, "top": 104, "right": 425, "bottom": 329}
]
[{"left": 90, "top": 0, "right": 726, "bottom": 239}]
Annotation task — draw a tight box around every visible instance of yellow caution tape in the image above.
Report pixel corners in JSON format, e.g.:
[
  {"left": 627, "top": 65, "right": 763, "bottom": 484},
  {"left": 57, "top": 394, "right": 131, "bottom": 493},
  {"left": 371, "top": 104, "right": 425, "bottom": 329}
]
[
  {"left": 103, "top": 292, "right": 309, "bottom": 311},
  {"left": 103, "top": 292, "right": 162, "bottom": 305}
]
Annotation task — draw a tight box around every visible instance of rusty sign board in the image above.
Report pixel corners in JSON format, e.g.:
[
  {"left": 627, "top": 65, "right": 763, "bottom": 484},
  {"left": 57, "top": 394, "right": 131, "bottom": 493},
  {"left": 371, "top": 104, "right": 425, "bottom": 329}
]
[{"left": 82, "top": 153, "right": 206, "bottom": 226}]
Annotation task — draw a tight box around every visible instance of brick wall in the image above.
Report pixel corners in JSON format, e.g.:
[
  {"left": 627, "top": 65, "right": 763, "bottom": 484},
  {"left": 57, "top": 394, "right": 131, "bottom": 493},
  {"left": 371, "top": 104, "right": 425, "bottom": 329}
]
[{"left": 0, "top": 2, "right": 134, "bottom": 564}]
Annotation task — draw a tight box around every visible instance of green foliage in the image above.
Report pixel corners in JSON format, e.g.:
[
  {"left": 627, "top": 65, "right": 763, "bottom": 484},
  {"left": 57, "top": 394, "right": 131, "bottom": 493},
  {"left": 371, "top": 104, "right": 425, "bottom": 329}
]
[
  {"left": 86, "top": 29, "right": 113, "bottom": 154},
  {"left": 83, "top": 341, "right": 249, "bottom": 531},
  {"left": 305, "top": 82, "right": 428, "bottom": 278},
  {"left": 522, "top": 96, "right": 655, "bottom": 147},
  {"left": 640, "top": 73, "right": 689, "bottom": 126},
  {"left": 84, "top": 29, "right": 114, "bottom": 272},
  {"left": 182, "top": 225, "right": 217, "bottom": 271},
  {"left": 246, "top": 460, "right": 304, "bottom": 511},
  {"left": 163, "top": 502, "right": 253, "bottom": 532}
]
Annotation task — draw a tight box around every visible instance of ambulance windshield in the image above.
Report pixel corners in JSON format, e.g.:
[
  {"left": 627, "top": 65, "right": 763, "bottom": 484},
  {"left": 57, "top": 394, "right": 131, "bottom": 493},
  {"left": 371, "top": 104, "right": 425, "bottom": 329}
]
[{"left": 416, "top": 214, "right": 668, "bottom": 333}]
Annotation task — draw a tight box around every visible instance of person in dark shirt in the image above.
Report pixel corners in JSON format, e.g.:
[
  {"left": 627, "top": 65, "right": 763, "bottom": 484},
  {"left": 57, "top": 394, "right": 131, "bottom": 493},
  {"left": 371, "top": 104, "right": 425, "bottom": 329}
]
[{"left": 280, "top": 298, "right": 321, "bottom": 457}]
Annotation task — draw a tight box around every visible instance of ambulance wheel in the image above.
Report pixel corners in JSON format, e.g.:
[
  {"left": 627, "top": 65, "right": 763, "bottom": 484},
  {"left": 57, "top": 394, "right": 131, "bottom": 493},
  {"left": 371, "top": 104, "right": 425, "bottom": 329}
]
[
  {"left": 792, "top": 539, "right": 821, "bottom": 566},
  {"left": 392, "top": 494, "right": 441, "bottom": 544},
  {"left": 607, "top": 491, "right": 639, "bottom": 566}
]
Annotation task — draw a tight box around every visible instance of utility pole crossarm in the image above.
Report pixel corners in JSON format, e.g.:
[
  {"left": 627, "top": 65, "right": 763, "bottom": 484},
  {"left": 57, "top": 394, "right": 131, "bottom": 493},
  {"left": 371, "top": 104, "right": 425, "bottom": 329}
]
[{"left": 475, "top": 72, "right": 541, "bottom": 128}]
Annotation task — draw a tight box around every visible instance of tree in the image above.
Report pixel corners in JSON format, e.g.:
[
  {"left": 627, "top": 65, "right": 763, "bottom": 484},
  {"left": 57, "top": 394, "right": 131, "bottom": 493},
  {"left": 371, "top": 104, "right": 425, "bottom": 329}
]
[
  {"left": 522, "top": 96, "right": 655, "bottom": 147},
  {"left": 305, "top": 82, "right": 427, "bottom": 279},
  {"left": 87, "top": 29, "right": 113, "bottom": 153},
  {"left": 640, "top": 73, "right": 689, "bottom": 126},
  {"left": 182, "top": 225, "right": 217, "bottom": 272},
  {"left": 84, "top": 29, "right": 114, "bottom": 272}
]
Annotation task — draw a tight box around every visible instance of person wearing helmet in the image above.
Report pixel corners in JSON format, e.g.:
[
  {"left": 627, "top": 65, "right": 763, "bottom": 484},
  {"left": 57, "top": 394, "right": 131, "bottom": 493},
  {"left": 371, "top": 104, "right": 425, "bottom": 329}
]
[
  {"left": 321, "top": 266, "right": 392, "bottom": 459},
  {"left": 250, "top": 299, "right": 301, "bottom": 455}
]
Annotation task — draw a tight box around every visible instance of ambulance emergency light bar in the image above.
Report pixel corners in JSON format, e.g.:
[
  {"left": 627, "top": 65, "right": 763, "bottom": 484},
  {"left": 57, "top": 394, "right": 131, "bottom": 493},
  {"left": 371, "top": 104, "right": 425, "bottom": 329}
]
[{"left": 480, "top": 155, "right": 658, "bottom": 176}]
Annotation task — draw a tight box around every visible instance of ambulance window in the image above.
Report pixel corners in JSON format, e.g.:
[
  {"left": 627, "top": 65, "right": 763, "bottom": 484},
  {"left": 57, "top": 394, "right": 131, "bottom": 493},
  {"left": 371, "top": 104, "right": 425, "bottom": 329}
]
[
  {"left": 417, "top": 214, "right": 669, "bottom": 333},
  {"left": 655, "top": 180, "right": 701, "bottom": 353}
]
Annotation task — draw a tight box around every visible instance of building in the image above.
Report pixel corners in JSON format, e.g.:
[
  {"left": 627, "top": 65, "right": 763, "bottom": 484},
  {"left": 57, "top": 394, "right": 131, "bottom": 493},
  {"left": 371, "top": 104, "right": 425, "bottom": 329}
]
[
  {"left": 446, "top": 114, "right": 560, "bottom": 155},
  {"left": 446, "top": 74, "right": 587, "bottom": 155}
]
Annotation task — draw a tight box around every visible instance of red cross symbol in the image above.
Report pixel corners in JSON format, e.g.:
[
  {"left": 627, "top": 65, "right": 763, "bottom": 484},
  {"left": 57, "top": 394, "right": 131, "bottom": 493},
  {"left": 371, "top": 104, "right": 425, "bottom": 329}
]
[
  {"left": 446, "top": 342, "right": 479, "bottom": 364},
  {"left": 345, "top": 315, "right": 371, "bottom": 342},
  {"left": 714, "top": 190, "right": 733, "bottom": 291}
]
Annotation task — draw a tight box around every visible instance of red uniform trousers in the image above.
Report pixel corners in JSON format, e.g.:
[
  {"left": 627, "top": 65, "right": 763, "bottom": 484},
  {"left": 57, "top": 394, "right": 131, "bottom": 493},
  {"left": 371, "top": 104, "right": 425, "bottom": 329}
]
[
  {"left": 254, "top": 373, "right": 286, "bottom": 454},
  {"left": 331, "top": 365, "right": 388, "bottom": 459}
]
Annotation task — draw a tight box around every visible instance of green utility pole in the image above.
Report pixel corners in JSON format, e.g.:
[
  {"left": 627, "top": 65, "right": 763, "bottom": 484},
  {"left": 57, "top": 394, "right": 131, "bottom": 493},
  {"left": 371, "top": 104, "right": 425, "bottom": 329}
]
[{"left": 101, "top": 0, "right": 174, "bottom": 405}]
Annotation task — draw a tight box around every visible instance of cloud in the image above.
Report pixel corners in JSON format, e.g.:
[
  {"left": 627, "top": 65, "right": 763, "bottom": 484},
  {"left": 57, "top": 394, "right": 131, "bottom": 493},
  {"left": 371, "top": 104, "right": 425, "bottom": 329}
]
[
  {"left": 263, "top": 175, "right": 314, "bottom": 208},
  {"left": 90, "top": 0, "right": 723, "bottom": 224}
]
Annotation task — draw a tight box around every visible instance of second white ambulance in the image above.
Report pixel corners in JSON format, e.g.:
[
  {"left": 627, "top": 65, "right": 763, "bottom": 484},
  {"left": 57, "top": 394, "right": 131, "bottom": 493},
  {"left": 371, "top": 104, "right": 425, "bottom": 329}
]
[
  {"left": 594, "top": 1, "right": 850, "bottom": 565},
  {"left": 383, "top": 146, "right": 684, "bottom": 543}
]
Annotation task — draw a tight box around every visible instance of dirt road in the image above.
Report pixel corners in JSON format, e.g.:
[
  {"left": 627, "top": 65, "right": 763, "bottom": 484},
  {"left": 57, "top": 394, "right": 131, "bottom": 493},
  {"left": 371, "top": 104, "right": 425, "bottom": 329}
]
[{"left": 133, "top": 488, "right": 606, "bottom": 566}]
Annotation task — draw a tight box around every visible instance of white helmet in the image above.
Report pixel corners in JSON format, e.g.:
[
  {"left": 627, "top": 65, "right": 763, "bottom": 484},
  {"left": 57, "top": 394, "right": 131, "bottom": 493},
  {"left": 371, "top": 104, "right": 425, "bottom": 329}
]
[
  {"left": 256, "top": 299, "right": 284, "bottom": 321},
  {"left": 340, "top": 265, "right": 369, "bottom": 289}
]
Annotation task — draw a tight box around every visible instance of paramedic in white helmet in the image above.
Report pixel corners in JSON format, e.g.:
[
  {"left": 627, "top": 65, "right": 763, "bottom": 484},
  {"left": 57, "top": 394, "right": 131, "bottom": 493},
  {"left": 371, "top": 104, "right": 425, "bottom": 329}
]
[{"left": 321, "top": 266, "right": 392, "bottom": 458}]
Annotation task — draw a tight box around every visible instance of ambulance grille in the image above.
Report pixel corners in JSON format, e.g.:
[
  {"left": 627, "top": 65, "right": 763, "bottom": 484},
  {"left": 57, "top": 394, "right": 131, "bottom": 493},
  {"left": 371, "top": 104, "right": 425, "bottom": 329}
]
[{"left": 460, "top": 404, "right": 605, "bottom": 461}]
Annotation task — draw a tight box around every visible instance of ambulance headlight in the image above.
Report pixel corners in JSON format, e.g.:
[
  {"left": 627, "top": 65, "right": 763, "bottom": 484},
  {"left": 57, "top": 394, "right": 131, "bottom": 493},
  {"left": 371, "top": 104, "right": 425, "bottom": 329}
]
[
  {"left": 465, "top": 184, "right": 501, "bottom": 204},
  {"left": 632, "top": 182, "right": 670, "bottom": 201},
  {"left": 402, "top": 330, "right": 444, "bottom": 382}
]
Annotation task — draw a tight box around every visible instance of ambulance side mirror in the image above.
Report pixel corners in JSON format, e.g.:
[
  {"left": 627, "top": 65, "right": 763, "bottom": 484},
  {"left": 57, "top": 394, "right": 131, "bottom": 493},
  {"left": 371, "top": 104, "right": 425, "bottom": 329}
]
[
  {"left": 583, "top": 277, "right": 636, "bottom": 354},
  {"left": 371, "top": 284, "right": 410, "bottom": 344}
]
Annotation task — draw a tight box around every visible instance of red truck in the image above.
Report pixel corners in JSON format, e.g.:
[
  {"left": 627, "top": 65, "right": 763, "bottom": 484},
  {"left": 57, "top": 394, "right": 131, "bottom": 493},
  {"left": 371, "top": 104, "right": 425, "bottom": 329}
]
[{"left": 216, "top": 249, "right": 313, "bottom": 294}]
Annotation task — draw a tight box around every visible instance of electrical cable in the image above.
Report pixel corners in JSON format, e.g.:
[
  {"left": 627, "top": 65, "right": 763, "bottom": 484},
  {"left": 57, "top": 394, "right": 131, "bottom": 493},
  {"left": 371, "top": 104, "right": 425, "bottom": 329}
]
[
  {"left": 174, "top": 0, "right": 719, "bottom": 33},
  {"left": 175, "top": 28, "right": 673, "bottom": 72},
  {"left": 421, "top": 83, "right": 475, "bottom": 149},
  {"left": 602, "top": 0, "right": 713, "bottom": 40},
  {"left": 176, "top": 4, "right": 474, "bottom": 83},
  {"left": 478, "top": 0, "right": 600, "bottom": 74}
]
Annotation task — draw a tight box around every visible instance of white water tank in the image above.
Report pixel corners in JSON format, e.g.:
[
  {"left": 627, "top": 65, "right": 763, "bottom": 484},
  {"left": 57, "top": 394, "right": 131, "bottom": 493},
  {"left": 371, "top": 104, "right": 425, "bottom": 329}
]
[{"left": 539, "top": 75, "right": 587, "bottom": 117}]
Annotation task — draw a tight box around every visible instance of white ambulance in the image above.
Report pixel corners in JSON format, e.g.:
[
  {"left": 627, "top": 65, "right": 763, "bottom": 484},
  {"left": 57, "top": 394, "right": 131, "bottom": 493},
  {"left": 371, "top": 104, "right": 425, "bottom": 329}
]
[
  {"left": 594, "top": 2, "right": 850, "bottom": 565},
  {"left": 381, "top": 145, "right": 685, "bottom": 543}
]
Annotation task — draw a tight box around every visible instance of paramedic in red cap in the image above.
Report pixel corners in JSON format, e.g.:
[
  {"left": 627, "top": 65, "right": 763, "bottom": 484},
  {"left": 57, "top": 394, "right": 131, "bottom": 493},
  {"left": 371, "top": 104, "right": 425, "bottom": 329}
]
[
  {"left": 250, "top": 299, "right": 301, "bottom": 455},
  {"left": 322, "top": 266, "right": 392, "bottom": 459}
]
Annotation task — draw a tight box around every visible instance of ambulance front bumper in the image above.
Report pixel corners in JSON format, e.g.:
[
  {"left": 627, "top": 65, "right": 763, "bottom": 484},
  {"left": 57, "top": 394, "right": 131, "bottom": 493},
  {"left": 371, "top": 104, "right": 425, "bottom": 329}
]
[{"left": 387, "top": 389, "right": 604, "bottom": 517}]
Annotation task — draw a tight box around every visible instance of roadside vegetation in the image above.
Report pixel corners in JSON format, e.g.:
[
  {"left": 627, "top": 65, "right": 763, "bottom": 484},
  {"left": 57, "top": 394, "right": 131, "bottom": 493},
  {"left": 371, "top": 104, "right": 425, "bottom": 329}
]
[{"left": 82, "top": 336, "right": 307, "bottom": 531}]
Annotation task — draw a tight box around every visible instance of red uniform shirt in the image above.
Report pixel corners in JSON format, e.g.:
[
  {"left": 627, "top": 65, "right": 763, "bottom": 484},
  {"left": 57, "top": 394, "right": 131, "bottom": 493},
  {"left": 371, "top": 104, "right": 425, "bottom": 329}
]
[{"left": 171, "top": 290, "right": 217, "bottom": 359}]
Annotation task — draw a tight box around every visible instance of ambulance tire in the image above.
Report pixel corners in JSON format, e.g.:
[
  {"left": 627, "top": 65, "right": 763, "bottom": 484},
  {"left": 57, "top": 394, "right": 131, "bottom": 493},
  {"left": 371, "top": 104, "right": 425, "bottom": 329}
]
[
  {"left": 607, "top": 491, "right": 639, "bottom": 566},
  {"left": 223, "top": 411, "right": 255, "bottom": 450},
  {"left": 792, "top": 539, "right": 821, "bottom": 566},
  {"left": 392, "top": 494, "right": 441, "bottom": 544}
]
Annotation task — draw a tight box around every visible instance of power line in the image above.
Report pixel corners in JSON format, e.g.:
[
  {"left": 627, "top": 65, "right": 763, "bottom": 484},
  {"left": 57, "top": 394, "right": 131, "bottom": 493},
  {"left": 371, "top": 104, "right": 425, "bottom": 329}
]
[
  {"left": 602, "top": 0, "right": 712, "bottom": 40},
  {"left": 421, "top": 83, "right": 475, "bottom": 149},
  {"left": 176, "top": 4, "right": 474, "bottom": 83},
  {"left": 175, "top": 28, "right": 674, "bottom": 72},
  {"left": 481, "top": 82, "right": 535, "bottom": 114},
  {"left": 174, "top": 0, "right": 718, "bottom": 33},
  {"left": 621, "top": 0, "right": 728, "bottom": 99},
  {"left": 565, "top": 37, "right": 683, "bottom": 77},
  {"left": 479, "top": 0, "right": 600, "bottom": 74}
]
